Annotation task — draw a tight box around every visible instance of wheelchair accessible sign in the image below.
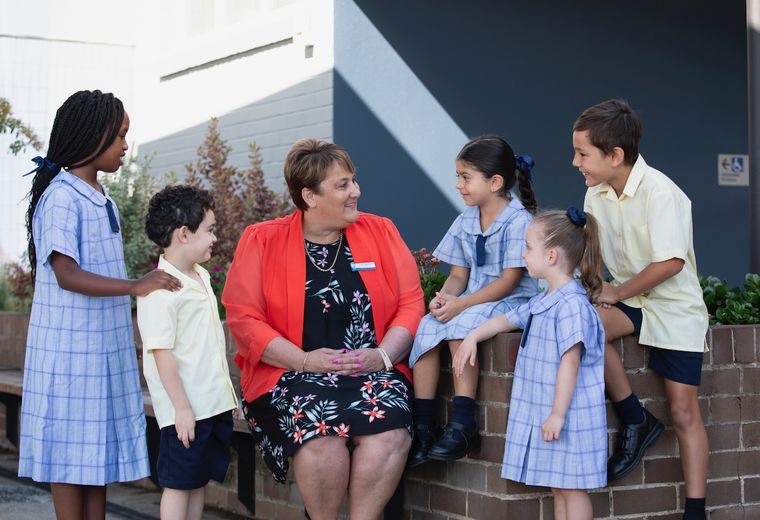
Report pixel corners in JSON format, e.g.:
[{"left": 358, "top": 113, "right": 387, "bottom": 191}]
[{"left": 718, "top": 154, "right": 749, "bottom": 186}]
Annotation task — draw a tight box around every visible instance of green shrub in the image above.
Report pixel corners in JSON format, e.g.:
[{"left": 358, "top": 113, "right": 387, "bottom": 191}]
[
  {"left": 412, "top": 248, "right": 446, "bottom": 308},
  {"left": 185, "top": 118, "right": 292, "bottom": 264},
  {"left": 101, "top": 154, "right": 167, "bottom": 280},
  {"left": 700, "top": 274, "right": 760, "bottom": 325},
  {"left": 4, "top": 261, "right": 34, "bottom": 312}
]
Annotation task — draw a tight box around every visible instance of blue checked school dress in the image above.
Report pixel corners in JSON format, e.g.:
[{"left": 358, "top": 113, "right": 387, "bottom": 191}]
[
  {"left": 19, "top": 171, "right": 149, "bottom": 485},
  {"left": 409, "top": 199, "right": 538, "bottom": 367},
  {"left": 501, "top": 279, "right": 606, "bottom": 489}
]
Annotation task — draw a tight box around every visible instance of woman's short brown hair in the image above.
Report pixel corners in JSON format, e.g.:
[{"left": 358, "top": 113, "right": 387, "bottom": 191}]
[{"left": 284, "top": 138, "right": 356, "bottom": 211}]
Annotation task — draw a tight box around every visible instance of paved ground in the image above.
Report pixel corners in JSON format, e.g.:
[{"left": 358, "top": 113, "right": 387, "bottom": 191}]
[{"left": 0, "top": 451, "right": 246, "bottom": 519}]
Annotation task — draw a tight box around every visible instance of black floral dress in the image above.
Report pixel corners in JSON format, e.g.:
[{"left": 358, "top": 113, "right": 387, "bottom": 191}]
[{"left": 241, "top": 235, "right": 413, "bottom": 482}]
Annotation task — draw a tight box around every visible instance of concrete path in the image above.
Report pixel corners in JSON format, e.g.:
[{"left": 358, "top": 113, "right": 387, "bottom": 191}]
[{"left": 0, "top": 452, "right": 245, "bottom": 519}]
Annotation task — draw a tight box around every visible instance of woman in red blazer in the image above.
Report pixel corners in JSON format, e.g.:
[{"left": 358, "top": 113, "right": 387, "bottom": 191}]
[{"left": 223, "top": 139, "right": 424, "bottom": 519}]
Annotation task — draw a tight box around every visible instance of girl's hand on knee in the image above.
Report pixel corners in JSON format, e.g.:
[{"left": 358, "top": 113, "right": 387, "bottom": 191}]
[
  {"left": 429, "top": 292, "right": 443, "bottom": 312},
  {"left": 132, "top": 269, "right": 182, "bottom": 296},
  {"left": 541, "top": 413, "right": 564, "bottom": 442},
  {"left": 175, "top": 407, "right": 196, "bottom": 449},
  {"left": 435, "top": 294, "right": 465, "bottom": 323},
  {"left": 452, "top": 339, "right": 477, "bottom": 378}
]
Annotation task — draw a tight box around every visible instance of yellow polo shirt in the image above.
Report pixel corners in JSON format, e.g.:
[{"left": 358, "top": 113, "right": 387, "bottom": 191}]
[
  {"left": 584, "top": 155, "right": 708, "bottom": 352},
  {"left": 137, "top": 256, "right": 237, "bottom": 429}
]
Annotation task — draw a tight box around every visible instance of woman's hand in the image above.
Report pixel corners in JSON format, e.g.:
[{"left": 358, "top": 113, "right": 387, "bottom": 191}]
[
  {"left": 541, "top": 413, "right": 565, "bottom": 442},
  {"left": 331, "top": 348, "right": 385, "bottom": 376},
  {"left": 430, "top": 293, "right": 466, "bottom": 323},
  {"left": 451, "top": 337, "right": 478, "bottom": 378},
  {"left": 133, "top": 269, "right": 182, "bottom": 297},
  {"left": 302, "top": 348, "right": 361, "bottom": 374}
]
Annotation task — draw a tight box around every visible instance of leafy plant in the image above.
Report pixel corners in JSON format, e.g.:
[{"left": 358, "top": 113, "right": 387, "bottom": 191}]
[
  {"left": 185, "top": 118, "right": 292, "bottom": 264},
  {"left": 412, "top": 248, "right": 446, "bottom": 308},
  {"left": 4, "top": 261, "right": 34, "bottom": 312},
  {"left": 101, "top": 154, "right": 165, "bottom": 280},
  {"left": 700, "top": 274, "right": 760, "bottom": 325},
  {"left": 0, "top": 98, "right": 43, "bottom": 155},
  {"left": 208, "top": 258, "right": 230, "bottom": 320}
]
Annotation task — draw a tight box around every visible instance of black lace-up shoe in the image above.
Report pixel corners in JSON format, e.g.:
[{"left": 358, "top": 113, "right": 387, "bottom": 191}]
[
  {"left": 608, "top": 408, "right": 664, "bottom": 481},
  {"left": 427, "top": 421, "right": 481, "bottom": 461},
  {"left": 407, "top": 423, "right": 439, "bottom": 468}
]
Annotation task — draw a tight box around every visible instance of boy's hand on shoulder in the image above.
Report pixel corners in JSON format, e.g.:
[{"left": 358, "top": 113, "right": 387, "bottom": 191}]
[
  {"left": 452, "top": 337, "right": 477, "bottom": 378},
  {"left": 541, "top": 413, "right": 564, "bottom": 442},
  {"left": 597, "top": 282, "right": 620, "bottom": 305},
  {"left": 132, "top": 269, "right": 182, "bottom": 297},
  {"left": 174, "top": 407, "right": 196, "bottom": 449}
]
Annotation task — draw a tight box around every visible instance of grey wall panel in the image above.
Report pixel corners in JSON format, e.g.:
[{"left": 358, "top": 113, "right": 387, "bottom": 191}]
[
  {"left": 335, "top": 0, "right": 749, "bottom": 283},
  {"left": 140, "top": 71, "right": 332, "bottom": 193}
]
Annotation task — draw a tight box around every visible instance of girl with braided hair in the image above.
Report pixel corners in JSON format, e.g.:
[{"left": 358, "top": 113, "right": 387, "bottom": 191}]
[
  {"left": 455, "top": 208, "right": 606, "bottom": 520},
  {"left": 18, "top": 90, "right": 181, "bottom": 519}
]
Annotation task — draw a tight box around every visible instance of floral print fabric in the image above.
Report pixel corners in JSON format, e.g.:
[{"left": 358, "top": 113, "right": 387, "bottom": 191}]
[{"left": 242, "top": 237, "right": 412, "bottom": 481}]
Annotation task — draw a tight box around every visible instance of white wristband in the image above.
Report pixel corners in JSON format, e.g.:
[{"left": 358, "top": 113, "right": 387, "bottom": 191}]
[{"left": 377, "top": 347, "right": 393, "bottom": 371}]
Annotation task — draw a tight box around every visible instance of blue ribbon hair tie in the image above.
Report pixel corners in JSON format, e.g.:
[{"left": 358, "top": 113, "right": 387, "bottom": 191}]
[
  {"left": 566, "top": 206, "right": 587, "bottom": 227},
  {"left": 23, "top": 156, "right": 61, "bottom": 177},
  {"left": 515, "top": 154, "right": 535, "bottom": 183}
]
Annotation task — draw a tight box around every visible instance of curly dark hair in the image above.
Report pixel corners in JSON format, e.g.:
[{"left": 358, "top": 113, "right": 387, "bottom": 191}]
[{"left": 145, "top": 185, "right": 214, "bottom": 248}]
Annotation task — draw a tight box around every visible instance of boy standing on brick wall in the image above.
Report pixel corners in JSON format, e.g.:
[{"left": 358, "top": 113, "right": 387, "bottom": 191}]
[
  {"left": 138, "top": 185, "right": 238, "bottom": 520},
  {"left": 572, "top": 99, "right": 709, "bottom": 520}
]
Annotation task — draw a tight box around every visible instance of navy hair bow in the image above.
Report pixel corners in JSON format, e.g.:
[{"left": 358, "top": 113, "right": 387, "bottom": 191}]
[
  {"left": 566, "top": 206, "right": 587, "bottom": 227},
  {"left": 23, "top": 156, "right": 61, "bottom": 177},
  {"left": 515, "top": 154, "right": 535, "bottom": 183}
]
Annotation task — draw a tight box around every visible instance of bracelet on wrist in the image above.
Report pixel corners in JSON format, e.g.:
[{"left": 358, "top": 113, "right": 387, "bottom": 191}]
[
  {"left": 301, "top": 352, "right": 310, "bottom": 372},
  {"left": 377, "top": 347, "right": 393, "bottom": 372}
]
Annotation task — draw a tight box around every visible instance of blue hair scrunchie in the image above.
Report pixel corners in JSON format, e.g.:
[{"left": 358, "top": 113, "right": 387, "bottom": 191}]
[
  {"left": 566, "top": 206, "right": 587, "bottom": 227},
  {"left": 23, "top": 156, "right": 61, "bottom": 177},
  {"left": 515, "top": 154, "right": 535, "bottom": 183}
]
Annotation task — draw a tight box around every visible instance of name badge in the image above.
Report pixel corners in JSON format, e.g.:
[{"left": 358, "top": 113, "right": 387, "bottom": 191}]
[{"left": 351, "top": 262, "right": 376, "bottom": 271}]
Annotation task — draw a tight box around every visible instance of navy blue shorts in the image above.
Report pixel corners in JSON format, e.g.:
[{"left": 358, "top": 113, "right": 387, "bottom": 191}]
[
  {"left": 614, "top": 301, "right": 643, "bottom": 335},
  {"left": 614, "top": 302, "right": 703, "bottom": 386},
  {"left": 648, "top": 347, "right": 704, "bottom": 386},
  {"left": 158, "top": 411, "right": 233, "bottom": 490}
]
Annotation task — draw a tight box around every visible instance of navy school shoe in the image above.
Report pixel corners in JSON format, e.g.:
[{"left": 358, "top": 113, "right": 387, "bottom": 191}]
[
  {"left": 426, "top": 421, "right": 481, "bottom": 461},
  {"left": 407, "top": 423, "right": 440, "bottom": 468},
  {"left": 608, "top": 408, "right": 664, "bottom": 481}
]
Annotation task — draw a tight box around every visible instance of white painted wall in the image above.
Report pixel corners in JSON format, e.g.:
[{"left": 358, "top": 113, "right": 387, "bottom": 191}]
[
  {"left": 134, "top": 0, "right": 334, "bottom": 192},
  {"left": 0, "top": 0, "right": 136, "bottom": 264},
  {"left": 0, "top": 0, "right": 334, "bottom": 265}
]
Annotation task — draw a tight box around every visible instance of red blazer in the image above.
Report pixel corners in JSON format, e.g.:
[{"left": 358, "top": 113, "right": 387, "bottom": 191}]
[{"left": 222, "top": 210, "right": 424, "bottom": 402}]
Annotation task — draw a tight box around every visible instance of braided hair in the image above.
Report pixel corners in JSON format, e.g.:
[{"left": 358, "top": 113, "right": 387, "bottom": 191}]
[
  {"left": 456, "top": 135, "right": 538, "bottom": 213},
  {"left": 25, "top": 90, "right": 125, "bottom": 277}
]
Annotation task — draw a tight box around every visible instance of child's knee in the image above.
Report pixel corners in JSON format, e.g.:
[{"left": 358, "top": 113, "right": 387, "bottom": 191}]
[{"left": 668, "top": 397, "right": 701, "bottom": 430}]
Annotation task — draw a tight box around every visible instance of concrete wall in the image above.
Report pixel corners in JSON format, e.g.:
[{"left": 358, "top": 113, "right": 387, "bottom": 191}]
[{"left": 334, "top": 0, "right": 749, "bottom": 284}]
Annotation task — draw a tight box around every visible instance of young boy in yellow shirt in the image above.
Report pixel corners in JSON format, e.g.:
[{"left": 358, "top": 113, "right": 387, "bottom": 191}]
[
  {"left": 138, "top": 185, "right": 238, "bottom": 520},
  {"left": 572, "top": 99, "right": 709, "bottom": 520}
]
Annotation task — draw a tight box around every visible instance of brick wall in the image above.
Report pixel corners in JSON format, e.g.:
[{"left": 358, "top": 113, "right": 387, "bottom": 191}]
[
  {"left": 1, "top": 312, "right": 759, "bottom": 519},
  {"left": 236, "top": 325, "right": 760, "bottom": 520}
]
